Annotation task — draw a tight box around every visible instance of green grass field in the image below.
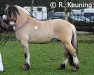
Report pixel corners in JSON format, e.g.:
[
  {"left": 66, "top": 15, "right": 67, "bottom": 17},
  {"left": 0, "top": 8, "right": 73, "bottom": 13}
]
[{"left": 0, "top": 41, "right": 94, "bottom": 75}]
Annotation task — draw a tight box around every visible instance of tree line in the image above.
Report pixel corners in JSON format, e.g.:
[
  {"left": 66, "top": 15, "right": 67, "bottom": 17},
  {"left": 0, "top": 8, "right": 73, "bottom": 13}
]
[{"left": 0, "top": 0, "right": 93, "bottom": 15}]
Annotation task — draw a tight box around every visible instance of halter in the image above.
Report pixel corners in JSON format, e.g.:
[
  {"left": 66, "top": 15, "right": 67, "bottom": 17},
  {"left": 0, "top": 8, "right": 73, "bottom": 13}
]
[{"left": 14, "top": 18, "right": 30, "bottom": 32}]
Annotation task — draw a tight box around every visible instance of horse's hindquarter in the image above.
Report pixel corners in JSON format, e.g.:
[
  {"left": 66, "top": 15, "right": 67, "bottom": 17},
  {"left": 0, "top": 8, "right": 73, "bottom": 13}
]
[{"left": 52, "top": 19, "right": 73, "bottom": 41}]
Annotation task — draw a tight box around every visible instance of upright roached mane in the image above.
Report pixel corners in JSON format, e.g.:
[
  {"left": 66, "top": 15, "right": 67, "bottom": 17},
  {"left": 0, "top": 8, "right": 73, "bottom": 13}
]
[{"left": 5, "top": 5, "right": 79, "bottom": 71}]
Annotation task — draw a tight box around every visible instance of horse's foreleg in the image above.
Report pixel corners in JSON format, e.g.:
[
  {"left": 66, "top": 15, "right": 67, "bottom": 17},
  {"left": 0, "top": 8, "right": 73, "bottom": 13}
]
[
  {"left": 60, "top": 46, "right": 69, "bottom": 70},
  {"left": 21, "top": 40, "right": 30, "bottom": 70}
]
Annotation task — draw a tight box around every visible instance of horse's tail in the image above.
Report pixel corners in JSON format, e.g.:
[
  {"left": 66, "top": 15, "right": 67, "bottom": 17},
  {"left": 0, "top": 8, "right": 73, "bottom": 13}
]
[{"left": 69, "top": 25, "right": 78, "bottom": 66}]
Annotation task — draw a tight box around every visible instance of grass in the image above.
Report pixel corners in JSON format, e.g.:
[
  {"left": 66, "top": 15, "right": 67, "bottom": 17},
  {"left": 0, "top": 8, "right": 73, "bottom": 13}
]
[{"left": 0, "top": 41, "right": 94, "bottom": 75}]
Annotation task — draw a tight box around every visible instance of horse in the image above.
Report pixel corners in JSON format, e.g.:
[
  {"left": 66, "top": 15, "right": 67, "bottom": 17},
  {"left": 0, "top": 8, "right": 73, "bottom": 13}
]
[{"left": 5, "top": 5, "right": 79, "bottom": 71}]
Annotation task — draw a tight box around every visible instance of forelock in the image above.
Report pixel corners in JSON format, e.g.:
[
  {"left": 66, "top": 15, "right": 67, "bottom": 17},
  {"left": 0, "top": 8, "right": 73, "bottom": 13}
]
[{"left": 5, "top": 5, "right": 20, "bottom": 17}]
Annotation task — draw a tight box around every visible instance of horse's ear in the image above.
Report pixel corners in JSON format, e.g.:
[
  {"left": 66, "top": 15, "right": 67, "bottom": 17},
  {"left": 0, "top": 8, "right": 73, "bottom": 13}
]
[
  {"left": 5, "top": 4, "right": 10, "bottom": 13},
  {"left": 6, "top": 4, "right": 10, "bottom": 8}
]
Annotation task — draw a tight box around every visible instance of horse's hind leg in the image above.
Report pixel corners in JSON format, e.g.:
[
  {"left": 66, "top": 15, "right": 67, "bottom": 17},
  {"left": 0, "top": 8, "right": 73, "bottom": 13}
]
[
  {"left": 64, "top": 43, "right": 79, "bottom": 71},
  {"left": 60, "top": 46, "right": 69, "bottom": 70},
  {"left": 21, "top": 39, "right": 30, "bottom": 70}
]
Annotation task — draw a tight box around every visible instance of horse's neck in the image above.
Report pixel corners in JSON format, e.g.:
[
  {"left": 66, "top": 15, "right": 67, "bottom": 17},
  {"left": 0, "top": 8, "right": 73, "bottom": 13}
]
[
  {"left": 16, "top": 6, "right": 31, "bottom": 25},
  {"left": 16, "top": 6, "right": 39, "bottom": 26},
  {"left": 16, "top": 14, "right": 28, "bottom": 26},
  {"left": 16, "top": 14, "right": 35, "bottom": 27}
]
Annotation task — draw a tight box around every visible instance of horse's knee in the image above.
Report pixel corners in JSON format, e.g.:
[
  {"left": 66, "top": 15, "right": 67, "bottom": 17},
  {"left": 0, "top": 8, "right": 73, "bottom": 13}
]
[{"left": 21, "top": 39, "right": 28, "bottom": 48}]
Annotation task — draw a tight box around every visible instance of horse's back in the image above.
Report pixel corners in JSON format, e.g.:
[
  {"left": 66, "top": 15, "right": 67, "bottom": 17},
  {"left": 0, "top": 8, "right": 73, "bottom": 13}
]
[{"left": 51, "top": 19, "right": 73, "bottom": 33}]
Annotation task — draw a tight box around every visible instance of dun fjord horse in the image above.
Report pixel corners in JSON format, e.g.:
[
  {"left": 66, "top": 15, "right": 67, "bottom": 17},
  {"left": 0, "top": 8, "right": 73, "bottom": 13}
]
[{"left": 5, "top": 5, "right": 79, "bottom": 71}]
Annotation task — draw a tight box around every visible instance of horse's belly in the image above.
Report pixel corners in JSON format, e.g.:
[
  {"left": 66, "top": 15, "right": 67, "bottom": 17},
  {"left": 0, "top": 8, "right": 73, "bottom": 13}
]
[{"left": 28, "top": 33, "right": 55, "bottom": 43}]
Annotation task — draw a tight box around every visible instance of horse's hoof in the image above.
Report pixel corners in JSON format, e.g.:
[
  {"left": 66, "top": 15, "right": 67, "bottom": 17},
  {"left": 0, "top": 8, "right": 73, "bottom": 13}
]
[
  {"left": 58, "top": 64, "right": 66, "bottom": 70},
  {"left": 23, "top": 63, "right": 30, "bottom": 71},
  {"left": 72, "top": 63, "right": 79, "bottom": 71}
]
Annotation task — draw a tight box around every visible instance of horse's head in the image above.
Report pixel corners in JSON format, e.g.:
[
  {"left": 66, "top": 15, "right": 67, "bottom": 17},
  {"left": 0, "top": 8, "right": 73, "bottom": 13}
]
[
  {"left": 5, "top": 5, "right": 32, "bottom": 31},
  {"left": 5, "top": 5, "right": 20, "bottom": 26}
]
